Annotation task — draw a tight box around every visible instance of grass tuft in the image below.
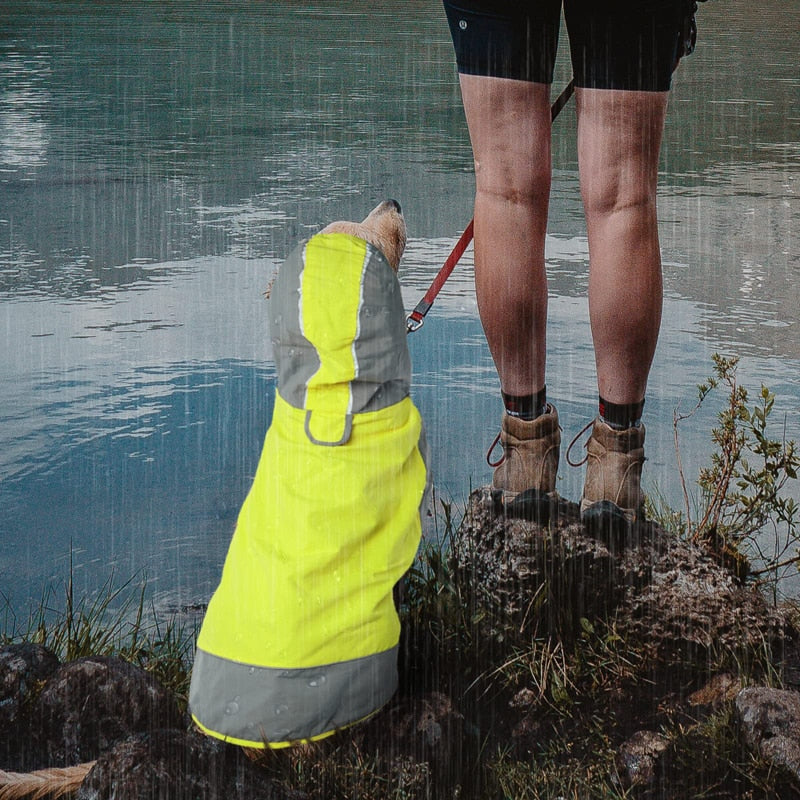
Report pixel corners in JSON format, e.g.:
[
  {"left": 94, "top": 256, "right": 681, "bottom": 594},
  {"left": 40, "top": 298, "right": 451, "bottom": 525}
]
[{"left": 1, "top": 562, "right": 195, "bottom": 709}]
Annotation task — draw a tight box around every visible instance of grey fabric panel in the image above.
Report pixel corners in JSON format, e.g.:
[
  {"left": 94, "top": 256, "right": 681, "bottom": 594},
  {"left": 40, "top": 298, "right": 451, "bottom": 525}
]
[
  {"left": 417, "top": 422, "right": 433, "bottom": 516},
  {"left": 350, "top": 244, "right": 411, "bottom": 413},
  {"left": 267, "top": 237, "right": 410, "bottom": 416},
  {"left": 189, "top": 646, "right": 398, "bottom": 745},
  {"left": 268, "top": 242, "right": 319, "bottom": 411},
  {"left": 356, "top": 378, "right": 410, "bottom": 414}
]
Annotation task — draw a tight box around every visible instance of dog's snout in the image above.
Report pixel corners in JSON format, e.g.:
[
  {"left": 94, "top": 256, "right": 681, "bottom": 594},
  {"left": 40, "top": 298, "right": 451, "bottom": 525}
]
[{"left": 387, "top": 199, "right": 402, "bottom": 214}]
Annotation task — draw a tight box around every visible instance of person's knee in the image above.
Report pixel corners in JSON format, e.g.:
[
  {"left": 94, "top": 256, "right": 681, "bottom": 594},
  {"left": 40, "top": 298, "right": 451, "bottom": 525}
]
[
  {"left": 581, "top": 174, "right": 655, "bottom": 221},
  {"left": 475, "top": 157, "right": 551, "bottom": 209},
  {"left": 576, "top": 90, "right": 667, "bottom": 219}
]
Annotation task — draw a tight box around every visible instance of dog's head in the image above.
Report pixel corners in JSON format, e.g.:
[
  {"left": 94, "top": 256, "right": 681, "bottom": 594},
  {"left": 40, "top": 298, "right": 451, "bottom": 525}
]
[
  {"left": 320, "top": 199, "right": 407, "bottom": 271},
  {"left": 269, "top": 199, "right": 412, "bottom": 439}
]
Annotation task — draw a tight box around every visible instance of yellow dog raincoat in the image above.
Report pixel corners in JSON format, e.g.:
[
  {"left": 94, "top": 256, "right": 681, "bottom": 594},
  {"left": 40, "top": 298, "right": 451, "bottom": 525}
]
[{"left": 189, "top": 232, "right": 429, "bottom": 747}]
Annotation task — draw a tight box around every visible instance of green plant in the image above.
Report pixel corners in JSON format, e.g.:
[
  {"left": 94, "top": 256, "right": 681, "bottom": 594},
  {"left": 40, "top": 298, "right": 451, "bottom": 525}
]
[
  {"left": 664, "top": 705, "right": 800, "bottom": 798},
  {"left": 1, "top": 558, "right": 195, "bottom": 709},
  {"left": 490, "top": 635, "right": 575, "bottom": 715},
  {"left": 673, "top": 354, "right": 799, "bottom": 580},
  {"left": 403, "top": 494, "right": 473, "bottom": 653}
]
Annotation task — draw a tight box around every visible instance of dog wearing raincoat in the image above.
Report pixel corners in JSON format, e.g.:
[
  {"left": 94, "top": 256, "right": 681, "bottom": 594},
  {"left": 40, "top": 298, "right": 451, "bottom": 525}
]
[{"left": 189, "top": 200, "right": 430, "bottom": 748}]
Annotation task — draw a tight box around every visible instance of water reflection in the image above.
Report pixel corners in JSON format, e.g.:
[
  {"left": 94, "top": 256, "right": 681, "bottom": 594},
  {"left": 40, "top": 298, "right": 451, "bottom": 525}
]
[
  {"left": 0, "top": 46, "right": 51, "bottom": 172},
  {"left": 660, "top": 0, "right": 800, "bottom": 361},
  {"left": 1, "top": 358, "right": 275, "bottom": 611},
  {"left": 0, "top": 100, "right": 48, "bottom": 170},
  {"left": 659, "top": 160, "right": 798, "bottom": 359}
]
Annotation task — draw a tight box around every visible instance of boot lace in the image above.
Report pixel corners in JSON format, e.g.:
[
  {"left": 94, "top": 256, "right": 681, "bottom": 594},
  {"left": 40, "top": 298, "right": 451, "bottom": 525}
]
[
  {"left": 565, "top": 418, "right": 595, "bottom": 467},
  {"left": 486, "top": 431, "right": 505, "bottom": 468}
]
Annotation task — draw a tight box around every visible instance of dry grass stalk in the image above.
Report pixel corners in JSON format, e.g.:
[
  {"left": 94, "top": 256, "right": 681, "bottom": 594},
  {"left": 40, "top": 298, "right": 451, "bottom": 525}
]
[{"left": 0, "top": 763, "right": 94, "bottom": 800}]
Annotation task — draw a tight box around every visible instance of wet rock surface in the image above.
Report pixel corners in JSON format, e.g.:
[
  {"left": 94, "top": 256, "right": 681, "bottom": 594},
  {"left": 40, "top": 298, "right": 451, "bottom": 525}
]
[
  {"left": 735, "top": 687, "right": 800, "bottom": 781},
  {"left": 454, "top": 486, "right": 782, "bottom": 655},
  {"left": 616, "top": 730, "right": 670, "bottom": 787},
  {"left": 0, "top": 643, "right": 60, "bottom": 769},
  {"left": 687, "top": 672, "right": 740, "bottom": 709},
  {"left": 29, "top": 655, "right": 184, "bottom": 769},
  {"left": 452, "top": 488, "right": 622, "bottom": 634},
  {"left": 362, "top": 690, "right": 465, "bottom": 761},
  {"left": 361, "top": 690, "right": 467, "bottom": 792},
  {"left": 450, "top": 487, "right": 798, "bottom": 794},
  {"left": 0, "top": 643, "right": 60, "bottom": 725},
  {"left": 76, "top": 729, "right": 280, "bottom": 800},
  {"left": 620, "top": 535, "right": 781, "bottom": 658}
]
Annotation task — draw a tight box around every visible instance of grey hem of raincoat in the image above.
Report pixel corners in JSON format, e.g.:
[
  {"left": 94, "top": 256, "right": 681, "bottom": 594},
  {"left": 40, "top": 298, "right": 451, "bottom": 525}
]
[{"left": 189, "top": 645, "right": 397, "bottom": 746}]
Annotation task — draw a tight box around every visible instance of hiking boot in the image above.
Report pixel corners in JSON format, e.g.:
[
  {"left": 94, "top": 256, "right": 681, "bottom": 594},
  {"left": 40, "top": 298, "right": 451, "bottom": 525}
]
[
  {"left": 579, "top": 418, "right": 645, "bottom": 524},
  {"left": 490, "top": 404, "right": 561, "bottom": 498}
]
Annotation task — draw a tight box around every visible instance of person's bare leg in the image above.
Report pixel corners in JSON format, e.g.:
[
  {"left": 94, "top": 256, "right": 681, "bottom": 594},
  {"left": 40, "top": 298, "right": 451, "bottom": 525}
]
[
  {"left": 458, "top": 75, "right": 552, "bottom": 397},
  {"left": 576, "top": 88, "right": 668, "bottom": 405}
]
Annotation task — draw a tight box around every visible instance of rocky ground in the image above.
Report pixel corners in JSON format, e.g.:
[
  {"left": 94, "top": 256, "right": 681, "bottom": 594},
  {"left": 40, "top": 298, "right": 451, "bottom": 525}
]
[{"left": 2, "top": 487, "right": 800, "bottom": 799}]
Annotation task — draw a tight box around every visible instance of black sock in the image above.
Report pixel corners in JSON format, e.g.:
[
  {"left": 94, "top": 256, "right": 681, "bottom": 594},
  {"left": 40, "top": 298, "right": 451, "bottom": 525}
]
[
  {"left": 599, "top": 396, "right": 644, "bottom": 430},
  {"left": 502, "top": 387, "right": 548, "bottom": 421}
]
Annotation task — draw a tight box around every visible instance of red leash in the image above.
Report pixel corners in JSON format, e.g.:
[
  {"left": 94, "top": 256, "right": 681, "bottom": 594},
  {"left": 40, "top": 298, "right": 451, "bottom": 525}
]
[
  {"left": 406, "top": 79, "right": 575, "bottom": 334},
  {"left": 406, "top": 219, "right": 474, "bottom": 333}
]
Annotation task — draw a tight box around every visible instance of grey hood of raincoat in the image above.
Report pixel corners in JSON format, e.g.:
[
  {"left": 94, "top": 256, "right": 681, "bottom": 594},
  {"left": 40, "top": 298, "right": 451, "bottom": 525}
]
[{"left": 268, "top": 234, "right": 412, "bottom": 417}]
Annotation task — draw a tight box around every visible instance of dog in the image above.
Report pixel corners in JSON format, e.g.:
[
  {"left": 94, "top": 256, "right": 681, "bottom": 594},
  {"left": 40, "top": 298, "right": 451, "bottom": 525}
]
[{"left": 189, "top": 200, "right": 429, "bottom": 748}]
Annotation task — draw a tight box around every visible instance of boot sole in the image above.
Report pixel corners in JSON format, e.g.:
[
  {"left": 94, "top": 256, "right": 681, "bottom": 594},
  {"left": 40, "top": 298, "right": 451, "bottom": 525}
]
[
  {"left": 581, "top": 499, "right": 635, "bottom": 546},
  {"left": 502, "top": 488, "right": 564, "bottom": 526}
]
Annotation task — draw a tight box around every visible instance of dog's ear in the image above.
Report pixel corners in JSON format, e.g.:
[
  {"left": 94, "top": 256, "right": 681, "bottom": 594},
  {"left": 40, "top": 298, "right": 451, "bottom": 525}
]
[
  {"left": 319, "top": 200, "right": 407, "bottom": 272},
  {"left": 359, "top": 200, "right": 407, "bottom": 272}
]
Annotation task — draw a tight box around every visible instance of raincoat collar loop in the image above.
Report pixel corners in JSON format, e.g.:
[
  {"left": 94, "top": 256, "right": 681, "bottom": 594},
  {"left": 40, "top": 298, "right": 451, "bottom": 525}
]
[{"left": 304, "top": 409, "right": 353, "bottom": 447}]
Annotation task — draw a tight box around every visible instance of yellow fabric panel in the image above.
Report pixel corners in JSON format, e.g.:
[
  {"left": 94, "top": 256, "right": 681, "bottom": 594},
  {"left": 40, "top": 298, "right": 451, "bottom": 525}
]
[
  {"left": 196, "top": 391, "right": 426, "bottom": 669},
  {"left": 301, "top": 234, "right": 366, "bottom": 422}
]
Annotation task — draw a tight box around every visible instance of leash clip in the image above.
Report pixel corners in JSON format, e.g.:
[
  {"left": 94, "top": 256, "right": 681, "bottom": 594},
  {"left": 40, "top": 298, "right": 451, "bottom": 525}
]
[
  {"left": 406, "top": 312, "right": 425, "bottom": 334},
  {"left": 406, "top": 299, "right": 432, "bottom": 334}
]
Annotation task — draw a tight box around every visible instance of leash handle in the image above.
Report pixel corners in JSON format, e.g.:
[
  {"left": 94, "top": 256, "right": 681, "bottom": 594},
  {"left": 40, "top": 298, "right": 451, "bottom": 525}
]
[{"left": 406, "top": 79, "right": 575, "bottom": 334}]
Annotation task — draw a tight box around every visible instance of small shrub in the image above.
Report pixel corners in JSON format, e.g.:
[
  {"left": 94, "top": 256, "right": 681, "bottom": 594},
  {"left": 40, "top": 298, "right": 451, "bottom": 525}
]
[{"left": 673, "top": 354, "right": 799, "bottom": 582}]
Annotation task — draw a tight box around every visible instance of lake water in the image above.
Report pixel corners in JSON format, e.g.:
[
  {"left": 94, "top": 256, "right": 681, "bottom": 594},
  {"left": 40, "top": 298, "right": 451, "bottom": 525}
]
[{"left": 1, "top": 1, "right": 798, "bottom": 617}]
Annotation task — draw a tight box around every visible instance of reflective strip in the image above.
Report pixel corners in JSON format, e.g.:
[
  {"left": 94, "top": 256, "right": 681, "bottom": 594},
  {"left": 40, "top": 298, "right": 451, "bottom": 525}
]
[
  {"left": 189, "top": 646, "right": 397, "bottom": 749},
  {"left": 351, "top": 241, "right": 369, "bottom": 401}
]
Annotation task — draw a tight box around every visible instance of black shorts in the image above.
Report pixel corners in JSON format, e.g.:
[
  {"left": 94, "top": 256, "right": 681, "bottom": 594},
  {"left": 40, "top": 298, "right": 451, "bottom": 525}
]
[{"left": 442, "top": 0, "right": 696, "bottom": 91}]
